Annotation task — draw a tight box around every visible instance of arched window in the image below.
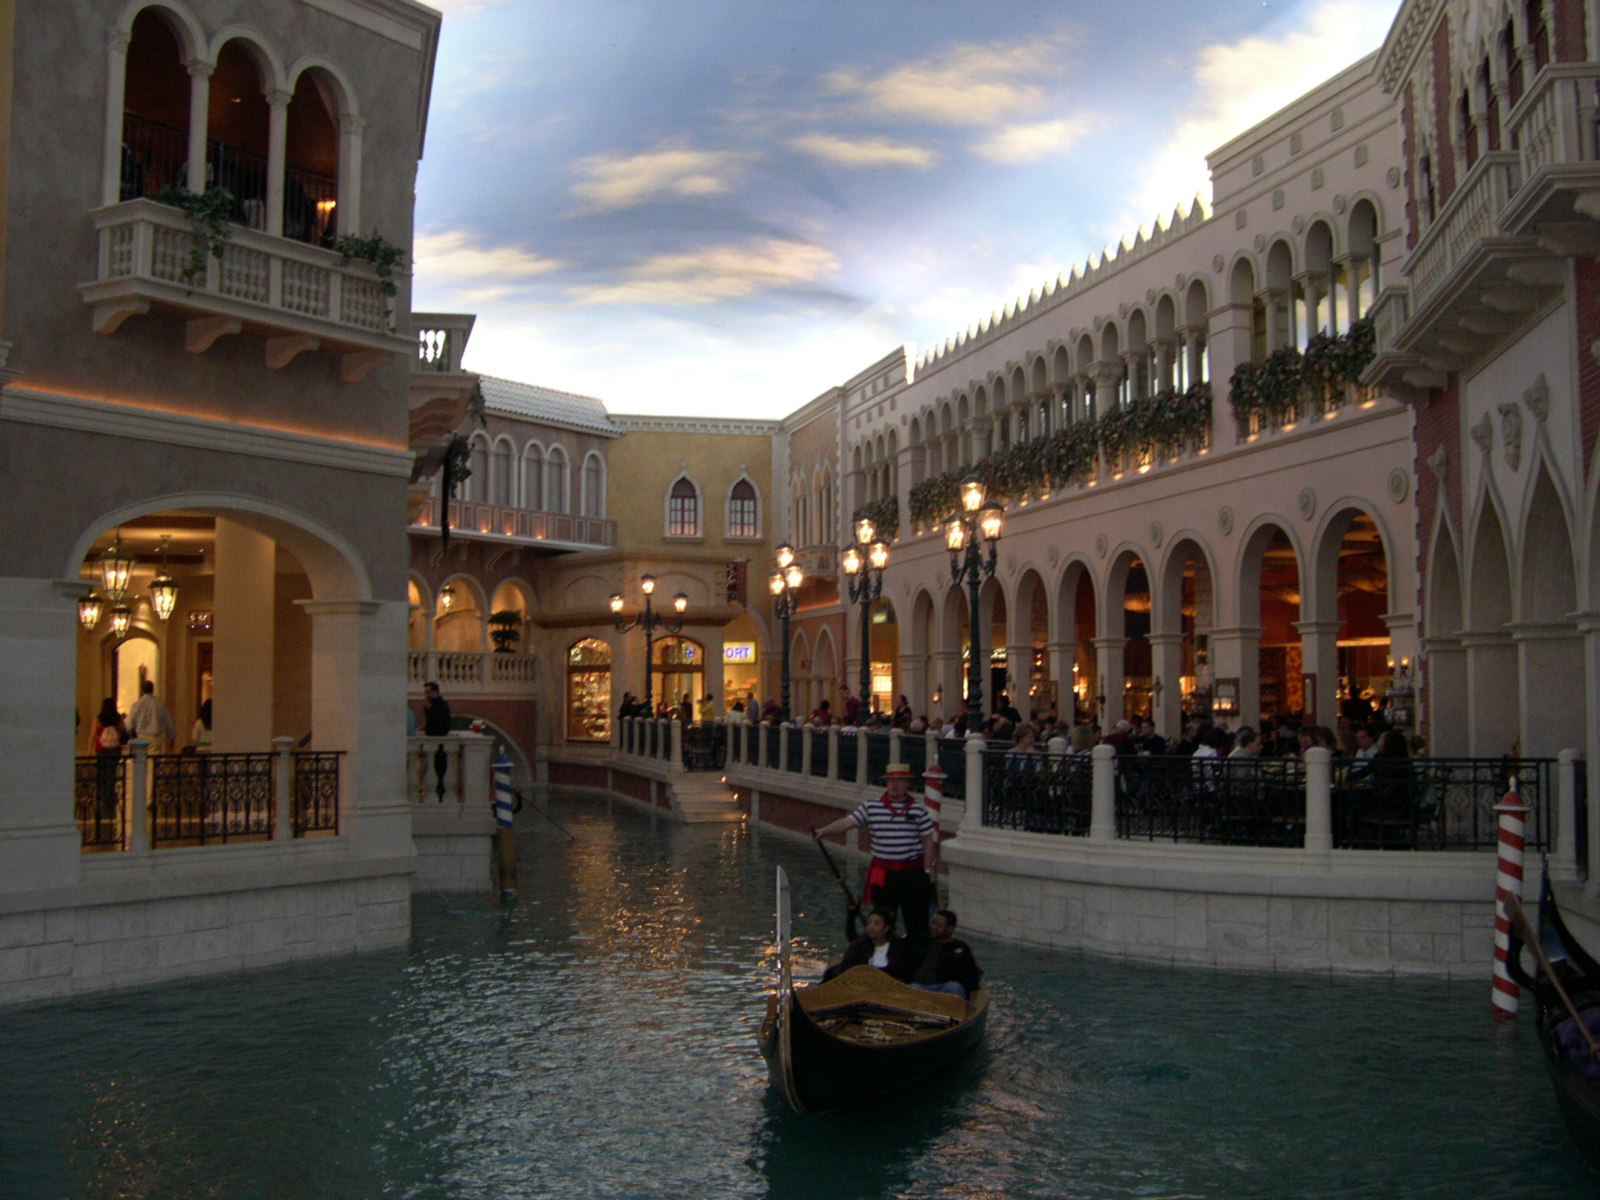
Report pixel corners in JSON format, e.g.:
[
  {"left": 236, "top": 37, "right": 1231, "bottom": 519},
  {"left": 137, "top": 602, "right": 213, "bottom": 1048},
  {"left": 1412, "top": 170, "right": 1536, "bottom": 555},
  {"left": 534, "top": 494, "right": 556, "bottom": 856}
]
[
  {"left": 668, "top": 476, "right": 700, "bottom": 537},
  {"left": 491, "top": 440, "right": 512, "bottom": 507},
  {"left": 728, "top": 478, "right": 759, "bottom": 538},
  {"left": 523, "top": 444, "right": 544, "bottom": 511},
  {"left": 566, "top": 638, "right": 612, "bottom": 741},
  {"left": 467, "top": 437, "right": 489, "bottom": 503},
  {"left": 582, "top": 453, "right": 605, "bottom": 517},
  {"left": 546, "top": 446, "right": 569, "bottom": 513},
  {"left": 208, "top": 40, "right": 271, "bottom": 229},
  {"left": 120, "top": 10, "right": 191, "bottom": 200},
  {"left": 284, "top": 70, "right": 340, "bottom": 245}
]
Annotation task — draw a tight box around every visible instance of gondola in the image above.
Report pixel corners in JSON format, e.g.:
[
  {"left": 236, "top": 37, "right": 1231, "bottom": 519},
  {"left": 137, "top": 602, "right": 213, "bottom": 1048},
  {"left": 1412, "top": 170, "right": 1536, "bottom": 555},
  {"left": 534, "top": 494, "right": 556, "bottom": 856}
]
[
  {"left": 1505, "top": 877, "right": 1600, "bottom": 1171},
  {"left": 758, "top": 867, "right": 988, "bottom": 1113}
]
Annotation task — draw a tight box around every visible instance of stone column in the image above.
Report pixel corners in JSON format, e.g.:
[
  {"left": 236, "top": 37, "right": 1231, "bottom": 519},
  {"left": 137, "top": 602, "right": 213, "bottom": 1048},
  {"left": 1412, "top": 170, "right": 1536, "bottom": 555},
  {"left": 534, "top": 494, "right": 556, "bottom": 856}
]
[
  {"left": 1045, "top": 640, "right": 1074, "bottom": 722},
  {"left": 1089, "top": 743, "right": 1116, "bottom": 842},
  {"left": 1303, "top": 747, "right": 1332, "bottom": 855},
  {"left": 1460, "top": 628, "right": 1519, "bottom": 758},
  {"left": 1092, "top": 636, "right": 1125, "bottom": 726},
  {"left": 1208, "top": 625, "right": 1262, "bottom": 730},
  {"left": 298, "top": 597, "right": 411, "bottom": 857},
  {"left": 185, "top": 61, "right": 213, "bottom": 194},
  {"left": 897, "top": 651, "right": 926, "bottom": 719},
  {"left": 1422, "top": 635, "right": 1468, "bottom": 755},
  {"left": 1510, "top": 621, "right": 1584, "bottom": 757},
  {"left": 264, "top": 89, "right": 291, "bottom": 237},
  {"left": 103, "top": 30, "right": 132, "bottom": 206},
  {"left": 212, "top": 519, "right": 276, "bottom": 752},
  {"left": 1146, "top": 632, "right": 1186, "bottom": 740},
  {"left": 1579, "top": 613, "right": 1600, "bottom": 900},
  {"left": 929, "top": 650, "right": 960, "bottom": 725},
  {"left": 337, "top": 113, "right": 365, "bottom": 234},
  {"left": 1293, "top": 619, "right": 1342, "bottom": 726}
]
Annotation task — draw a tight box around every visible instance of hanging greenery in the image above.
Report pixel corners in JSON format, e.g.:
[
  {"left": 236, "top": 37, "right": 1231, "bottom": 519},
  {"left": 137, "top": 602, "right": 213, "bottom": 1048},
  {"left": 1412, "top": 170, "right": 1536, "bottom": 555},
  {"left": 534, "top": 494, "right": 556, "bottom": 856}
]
[
  {"left": 904, "top": 381, "right": 1215, "bottom": 527},
  {"left": 152, "top": 185, "right": 237, "bottom": 284},
  {"left": 858, "top": 494, "right": 899, "bottom": 542},
  {"left": 1302, "top": 318, "right": 1376, "bottom": 394},
  {"left": 333, "top": 231, "right": 407, "bottom": 296},
  {"left": 1229, "top": 344, "right": 1303, "bottom": 427}
]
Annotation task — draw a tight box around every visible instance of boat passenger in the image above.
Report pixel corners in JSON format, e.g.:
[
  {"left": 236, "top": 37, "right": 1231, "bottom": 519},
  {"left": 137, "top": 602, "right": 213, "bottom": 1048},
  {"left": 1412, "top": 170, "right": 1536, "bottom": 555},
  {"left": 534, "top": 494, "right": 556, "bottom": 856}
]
[
  {"left": 904, "top": 910, "right": 983, "bottom": 999},
  {"left": 821, "top": 910, "right": 910, "bottom": 981}
]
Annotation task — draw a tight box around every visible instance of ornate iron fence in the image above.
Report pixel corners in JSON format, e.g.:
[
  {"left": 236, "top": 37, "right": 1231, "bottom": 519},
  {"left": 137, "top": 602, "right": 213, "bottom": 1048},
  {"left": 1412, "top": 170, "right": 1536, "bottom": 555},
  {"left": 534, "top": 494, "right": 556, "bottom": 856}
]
[
  {"left": 1330, "top": 756, "right": 1554, "bottom": 852},
  {"left": 150, "top": 753, "right": 275, "bottom": 846},
  {"left": 1116, "top": 755, "right": 1306, "bottom": 846},
  {"left": 293, "top": 752, "right": 343, "bottom": 834},
  {"left": 682, "top": 723, "right": 726, "bottom": 772},
  {"left": 74, "top": 754, "right": 127, "bottom": 849},
  {"left": 982, "top": 750, "right": 1092, "bottom": 835}
]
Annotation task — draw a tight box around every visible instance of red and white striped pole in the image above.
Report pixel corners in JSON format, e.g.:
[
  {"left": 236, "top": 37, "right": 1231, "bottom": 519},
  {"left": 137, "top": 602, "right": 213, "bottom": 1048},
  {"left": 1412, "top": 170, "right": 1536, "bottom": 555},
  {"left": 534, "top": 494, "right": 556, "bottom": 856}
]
[
  {"left": 922, "top": 763, "right": 945, "bottom": 842},
  {"left": 1492, "top": 777, "right": 1529, "bottom": 1020}
]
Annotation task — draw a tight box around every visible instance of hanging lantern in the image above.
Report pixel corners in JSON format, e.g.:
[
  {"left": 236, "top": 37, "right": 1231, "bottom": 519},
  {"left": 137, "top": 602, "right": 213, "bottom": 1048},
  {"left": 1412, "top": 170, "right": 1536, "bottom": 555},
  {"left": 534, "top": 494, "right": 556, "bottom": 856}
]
[
  {"left": 109, "top": 604, "right": 133, "bottom": 639},
  {"left": 149, "top": 534, "right": 178, "bottom": 621},
  {"left": 439, "top": 583, "right": 456, "bottom": 613},
  {"left": 77, "top": 593, "right": 104, "bottom": 631},
  {"left": 98, "top": 532, "right": 135, "bottom": 603}
]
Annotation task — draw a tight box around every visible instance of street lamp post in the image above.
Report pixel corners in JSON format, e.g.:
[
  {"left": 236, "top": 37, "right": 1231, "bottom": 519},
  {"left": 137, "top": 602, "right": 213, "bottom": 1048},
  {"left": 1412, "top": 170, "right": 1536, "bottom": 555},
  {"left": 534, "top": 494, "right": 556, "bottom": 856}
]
[
  {"left": 945, "top": 475, "right": 1004, "bottom": 730},
  {"left": 609, "top": 573, "right": 687, "bottom": 714},
  {"left": 770, "top": 544, "right": 803, "bottom": 722},
  {"left": 842, "top": 512, "right": 889, "bottom": 724}
]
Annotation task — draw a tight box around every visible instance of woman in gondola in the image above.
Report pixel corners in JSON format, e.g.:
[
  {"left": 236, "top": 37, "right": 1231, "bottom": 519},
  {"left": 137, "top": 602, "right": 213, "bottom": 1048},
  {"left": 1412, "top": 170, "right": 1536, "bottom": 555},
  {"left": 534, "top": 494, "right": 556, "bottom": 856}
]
[{"left": 821, "top": 910, "right": 913, "bottom": 981}]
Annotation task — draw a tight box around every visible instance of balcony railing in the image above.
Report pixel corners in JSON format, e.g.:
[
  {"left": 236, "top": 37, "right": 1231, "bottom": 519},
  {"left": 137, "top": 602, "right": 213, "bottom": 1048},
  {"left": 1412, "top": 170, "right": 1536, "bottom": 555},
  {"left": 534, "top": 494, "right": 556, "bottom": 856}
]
[
  {"left": 73, "top": 743, "right": 341, "bottom": 850},
  {"left": 1407, "top": 151, "right": 1522, "bottom": 315},
  {"left": 80, "top": 198, "right": 406, "bottom": 372},
  {"left": 410, "top": 496, "right": 616, "bottom": 549},
  {"left": 1507, "top": 64, "right": 1600, "bottom": 178},
  {"left": 407, "top": 649, "right": 538, "bottom": 694}
]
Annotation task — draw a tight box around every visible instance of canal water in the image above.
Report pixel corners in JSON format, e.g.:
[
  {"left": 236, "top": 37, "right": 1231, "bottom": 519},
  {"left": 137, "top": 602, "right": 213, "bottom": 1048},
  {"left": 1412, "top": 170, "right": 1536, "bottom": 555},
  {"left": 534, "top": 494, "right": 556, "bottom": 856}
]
[{"left": 2, "top": 790, "right": 1594, "bottom": 1199}]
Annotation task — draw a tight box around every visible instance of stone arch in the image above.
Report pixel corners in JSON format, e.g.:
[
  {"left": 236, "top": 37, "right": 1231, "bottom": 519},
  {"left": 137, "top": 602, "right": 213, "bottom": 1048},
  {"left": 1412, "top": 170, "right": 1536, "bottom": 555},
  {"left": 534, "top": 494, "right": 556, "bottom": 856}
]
[
  {"left": 1464, "top": 490, "right": 1518, "bottom": 755},
  {"left": 1239, "top": 517, "right": 1305, "bottom": 725},
  {"left": 1424, "top": 516, "right": 1468, "bottom": 754},
  {"left": 1518, "top": 465, "right": 1583, "bottom": 754},
  {"left": 1308, "top": 503, "right": 1396, "bottom": 727},
  {"left": 1154, "top": 534, "right": 1218, "bottom": 736},
  {"left": 1054, "top": 557, "right": 1098, "bottom": 722}
]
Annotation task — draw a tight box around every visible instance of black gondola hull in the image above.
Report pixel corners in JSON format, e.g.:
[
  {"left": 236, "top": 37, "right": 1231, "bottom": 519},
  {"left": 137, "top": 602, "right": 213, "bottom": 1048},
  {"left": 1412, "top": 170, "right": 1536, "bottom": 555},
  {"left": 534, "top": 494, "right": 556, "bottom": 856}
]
[{"left": 758, "top": 966, "right": 989, "bottom": 1113}]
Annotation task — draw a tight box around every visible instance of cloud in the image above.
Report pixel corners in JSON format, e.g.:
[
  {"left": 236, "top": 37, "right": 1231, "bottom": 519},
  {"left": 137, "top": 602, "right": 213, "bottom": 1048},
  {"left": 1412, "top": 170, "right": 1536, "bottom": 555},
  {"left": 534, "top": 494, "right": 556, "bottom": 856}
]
[
  {"left": 569, "top": 144, "right": 749, "bottom": 212},
  {"left": 1129, "top": 0, "right": 1396, "bottom": 219},
  {"left": 569, "top": 238, "right": 839, "bottom": 306},
  {"left": 789, "top": 132, "right": 937, "bottom": 169},
  {"left": 824, "top": 38, "right": 1060, "bottom": 126},
  {"left": 412, "top": 229, "right": 565, "bottom": 302},
  {"left": 972, "top": 117, "right": 1093, "bottom": 165}
]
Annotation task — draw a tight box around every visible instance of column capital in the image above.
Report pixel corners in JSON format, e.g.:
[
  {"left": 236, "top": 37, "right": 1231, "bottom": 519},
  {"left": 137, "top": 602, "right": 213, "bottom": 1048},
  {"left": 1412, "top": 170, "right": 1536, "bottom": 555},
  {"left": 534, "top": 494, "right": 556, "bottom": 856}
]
[{"left": 1292, "top": 620, "right": 1344, "bottom": 637}]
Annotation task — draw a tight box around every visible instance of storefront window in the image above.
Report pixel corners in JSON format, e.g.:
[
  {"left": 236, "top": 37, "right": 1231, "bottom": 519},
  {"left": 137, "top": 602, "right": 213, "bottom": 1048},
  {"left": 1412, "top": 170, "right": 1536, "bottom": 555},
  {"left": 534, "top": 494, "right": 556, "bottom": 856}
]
[
  {"left": 653, "top": 636, "right": 704, "bottom": 715},
  {"left": 566, "top": 638, "right": 611, "bottom": 741}
]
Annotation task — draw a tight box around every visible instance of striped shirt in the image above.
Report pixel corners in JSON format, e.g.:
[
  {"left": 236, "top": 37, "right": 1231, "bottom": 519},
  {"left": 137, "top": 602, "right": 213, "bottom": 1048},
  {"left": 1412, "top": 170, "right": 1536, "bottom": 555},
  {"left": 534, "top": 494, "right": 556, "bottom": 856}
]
[{"left": 849, "top": 796, "right": 933, "bottom": 862}]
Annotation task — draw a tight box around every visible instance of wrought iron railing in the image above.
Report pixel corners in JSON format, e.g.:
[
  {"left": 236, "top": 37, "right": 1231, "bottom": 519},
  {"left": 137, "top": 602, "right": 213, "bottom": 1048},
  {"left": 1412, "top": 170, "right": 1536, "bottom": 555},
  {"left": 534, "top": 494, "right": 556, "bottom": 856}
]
[
  {"left": 1115, "top": 755, "right": 1306, "bottom": 847},
  {"left": 682, "top": 723, "right": 726, "bottom": 772},
  {"left": 75, "top": 754, "right": 128, "bottom": 849},
  {"left": 983, "top": 751, "right": 1092, "bottom": 836},
  {"left": 74, "top": 750, "right": 342, "bottom": 850}
]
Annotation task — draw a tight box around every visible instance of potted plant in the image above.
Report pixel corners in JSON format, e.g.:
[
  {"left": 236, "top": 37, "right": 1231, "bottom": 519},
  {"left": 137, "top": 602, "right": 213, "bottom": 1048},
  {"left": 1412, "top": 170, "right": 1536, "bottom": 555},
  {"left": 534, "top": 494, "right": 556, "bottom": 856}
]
[{"left": 488, "top": 610, "right": 522, "bottom": 653}]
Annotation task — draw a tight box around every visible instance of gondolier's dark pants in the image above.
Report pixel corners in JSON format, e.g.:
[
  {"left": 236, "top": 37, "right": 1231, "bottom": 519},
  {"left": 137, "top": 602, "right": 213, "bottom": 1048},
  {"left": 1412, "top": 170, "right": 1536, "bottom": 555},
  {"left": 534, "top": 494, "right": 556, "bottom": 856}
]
[{"left": 866, "top": 859, "right": 933, "bottom": 939}]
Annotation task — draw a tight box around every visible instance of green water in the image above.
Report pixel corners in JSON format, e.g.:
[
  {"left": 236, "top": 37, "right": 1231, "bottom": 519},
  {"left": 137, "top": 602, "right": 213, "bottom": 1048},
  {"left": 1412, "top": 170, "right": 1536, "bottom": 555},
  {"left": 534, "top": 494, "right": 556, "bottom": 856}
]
[{"left": 1, "top": 791, "right": 1592, "bottom": 1199}]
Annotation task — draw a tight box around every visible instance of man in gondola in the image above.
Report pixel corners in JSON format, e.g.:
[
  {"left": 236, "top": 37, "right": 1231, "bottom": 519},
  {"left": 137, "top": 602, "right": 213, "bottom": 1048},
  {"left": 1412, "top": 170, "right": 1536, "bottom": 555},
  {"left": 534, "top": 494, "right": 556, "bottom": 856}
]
[
  {"left": 811, "top": 762, "right": 934, "bottom": 939},
  {"left": 904, "top": 909, "right": 983, "bottom": 999}
]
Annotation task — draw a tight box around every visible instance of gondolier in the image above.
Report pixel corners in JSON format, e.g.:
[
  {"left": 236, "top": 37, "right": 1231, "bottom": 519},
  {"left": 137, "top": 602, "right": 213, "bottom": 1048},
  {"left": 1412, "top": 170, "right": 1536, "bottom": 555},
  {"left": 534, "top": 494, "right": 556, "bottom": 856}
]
[{"left": 812, "top": 762, "right": 935, "bottom": 938}]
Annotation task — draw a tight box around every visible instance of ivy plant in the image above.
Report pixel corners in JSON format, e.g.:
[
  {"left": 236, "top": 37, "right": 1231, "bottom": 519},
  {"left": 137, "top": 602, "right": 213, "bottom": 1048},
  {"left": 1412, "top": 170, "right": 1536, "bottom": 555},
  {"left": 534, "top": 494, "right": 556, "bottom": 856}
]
[
  {"left": 152, "top": 185, "right": 237, "bottom": 285},
  {"left": 333, "top": 231, "right": 407, "bottom": 296}
]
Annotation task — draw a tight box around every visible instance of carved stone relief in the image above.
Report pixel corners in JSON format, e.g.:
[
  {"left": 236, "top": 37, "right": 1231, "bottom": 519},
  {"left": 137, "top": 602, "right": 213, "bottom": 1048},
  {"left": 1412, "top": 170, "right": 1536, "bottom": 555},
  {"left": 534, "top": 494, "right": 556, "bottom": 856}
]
[
  {"left": 1498, "top": 402, "right": 1522, "bottom": 472},
  {"left": 1522, "top": 373, "right": 1549, "bottom": 424}
]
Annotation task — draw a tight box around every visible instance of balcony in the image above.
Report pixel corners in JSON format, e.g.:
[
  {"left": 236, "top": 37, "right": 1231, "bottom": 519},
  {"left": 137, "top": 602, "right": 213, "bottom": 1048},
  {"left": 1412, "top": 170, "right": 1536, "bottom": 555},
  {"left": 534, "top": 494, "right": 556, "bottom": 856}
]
[
  {"left": 1367, "top": 152, "right": 1559, "bottom": 392},
  {"left": 407, "top": 650, "right": 539, "bottom": 696},
  {"left": 410, "top": 312, "right": 479, "bottom": 444},
  {"left": 410, "top": 496, "right": 616, "bottom": 551},
  {"left": 79, "top": 198, "right": 410, "bottom": 380},
  {"left": 1503, "top": 63, "right": 1600, "bottom": 214}
]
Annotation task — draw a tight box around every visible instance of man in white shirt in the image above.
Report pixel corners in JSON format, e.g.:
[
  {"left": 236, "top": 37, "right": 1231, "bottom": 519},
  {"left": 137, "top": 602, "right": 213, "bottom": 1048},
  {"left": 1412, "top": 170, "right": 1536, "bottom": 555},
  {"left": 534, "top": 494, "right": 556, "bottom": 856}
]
[{"left": 127, "top": 680, "right": 177, "bottom": 752}]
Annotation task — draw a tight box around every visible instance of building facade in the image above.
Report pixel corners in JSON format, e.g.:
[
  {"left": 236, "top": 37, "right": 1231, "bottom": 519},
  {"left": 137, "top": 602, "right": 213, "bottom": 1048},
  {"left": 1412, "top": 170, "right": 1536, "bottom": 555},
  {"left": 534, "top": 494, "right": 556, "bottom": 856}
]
[{"left": 0, "top": 0, "right": 449, "bottom": 1002}]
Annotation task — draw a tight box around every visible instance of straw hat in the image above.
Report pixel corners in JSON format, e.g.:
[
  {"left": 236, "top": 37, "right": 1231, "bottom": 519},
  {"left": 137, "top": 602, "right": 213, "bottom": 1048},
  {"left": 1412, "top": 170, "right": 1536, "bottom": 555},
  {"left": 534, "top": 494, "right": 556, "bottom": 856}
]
[{"left": 884, "top": 762, "right": 913, "bottom": 778}]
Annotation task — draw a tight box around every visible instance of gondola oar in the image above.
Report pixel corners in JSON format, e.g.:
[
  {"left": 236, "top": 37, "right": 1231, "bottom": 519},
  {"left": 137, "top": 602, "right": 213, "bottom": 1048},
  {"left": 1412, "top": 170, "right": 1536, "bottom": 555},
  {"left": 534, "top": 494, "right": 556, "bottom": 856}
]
[
  {"left": 513, "top": 788, "right": 576, "bottom": 842},
  {"left": 810, "top": 829, "right": 865, "bottom": 943},
  {"left": 1507, "top": 893, "right": 1600, "bottom": 1061}
]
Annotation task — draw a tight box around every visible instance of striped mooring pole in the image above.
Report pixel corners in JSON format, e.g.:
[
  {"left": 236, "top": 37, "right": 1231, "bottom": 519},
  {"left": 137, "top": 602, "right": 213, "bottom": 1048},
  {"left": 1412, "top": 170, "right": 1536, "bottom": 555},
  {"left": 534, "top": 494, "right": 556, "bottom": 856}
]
[
  {"left": 1492, "top": 777, "right": 1529, "bottom": 1020},
  {"left": 922, "top": 763, "right": 945, "bottom": 843},
  {"left": 492, "top": 752, "right": 517, "bottom": 902}
]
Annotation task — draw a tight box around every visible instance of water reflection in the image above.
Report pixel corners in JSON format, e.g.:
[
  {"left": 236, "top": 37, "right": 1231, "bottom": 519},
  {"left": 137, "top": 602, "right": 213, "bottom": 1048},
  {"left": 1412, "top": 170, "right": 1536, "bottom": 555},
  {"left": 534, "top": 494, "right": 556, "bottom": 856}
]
[{"left": 0, "top": 792, "right": 1594, "bottom": 1199}]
